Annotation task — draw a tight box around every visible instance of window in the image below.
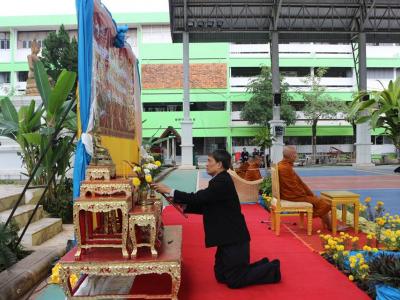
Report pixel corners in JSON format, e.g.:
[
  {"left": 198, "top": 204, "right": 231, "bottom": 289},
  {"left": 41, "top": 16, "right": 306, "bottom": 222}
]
[
  {"left": 322, "top": 68, "right": 352, "bottom": 78},
  {"left": 0, "top": 32, "right": 10, "bottom": 49},
  {"left": 316, "top": 136, "right": 353, "bottom": 144},
  {"left": 231, "top": 67, "right": 261, "bottom": 77},
  {"left": 17, "top": 71, "right": 28, "bottom": 82},
  {"left": 142, "top": 25, "right": 172, "bottom": 44},
  {"left": 143, "top": 102, "right": 182, "bottom": 112},
  {"left": 231, "top": 102, "right": 246, "bottom": 112},
  {"left": 284, "top": 137, "right": 311, "bottom": 145},
  {"left": 280, "top": 67, "right": 310, "bottom": 77},
  {"left": 194, "top": 137, "right": 226, "bottom": 155},
  {"left": 190, "top": 102, "right": 226, "bottom": 111},
  {"left": 0, "top": 72, "right": 11, "bottom": 84},
  {"left": 367, "top": 68, "right": 394, "bottom": 80},
  {"left": 290, "top": 102, "right": 305, "bottom": 111},
  {"left": 232, "top": 137, "right": 255, "bottom": 147}
]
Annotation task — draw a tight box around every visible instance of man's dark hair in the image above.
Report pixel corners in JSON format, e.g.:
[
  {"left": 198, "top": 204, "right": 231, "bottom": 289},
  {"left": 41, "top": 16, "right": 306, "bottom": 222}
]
[{"left": 210, "top": 149, "right": 231, "bottom": 170}]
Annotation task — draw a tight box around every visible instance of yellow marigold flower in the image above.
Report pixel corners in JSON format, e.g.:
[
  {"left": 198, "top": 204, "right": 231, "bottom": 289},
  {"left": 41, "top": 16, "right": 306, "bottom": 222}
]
[
  {"left": 364, "top": 197, "right": 371, "bottom": 203},
  {"left": 349, "top": 275, "right": 354, "bottom": 281},
  {"left": 377, "top": 201, "right": 384, "bottom": 206},
  {"left": 339, "top": 245, "right": 345, "bottom": 251},
  {"left": 343, "top": 251, "right": 349, "bottom": 256},
  {"left": 360, "top": 264, "right": 369, "bottom": 270},
  {"left": 70, "top": 274, "right": 79, "bottom": 288},
  {"left": 145, "top": 174, "right": 153, "bottom": 183},
  {"left": 363, "top": 245, "right": 371, "bottom": 251},
  {"left": 367, "top": 234, "right": 373, "bottom": 239},
  {"left": 132, "top": 177, "right": 141, "bottom": 187},
  {"left": 372, "top": 248, "right": 379, "bottom": 253},
  {"left": 333, "top": 254, "right": 338, "bottom": 259},
  {"left": 391, "top": 237, "right": 396, "bottom": 242},
  {"left": 155, "top": 160, "right": 161, "bottom": 167},
  {"left": 356, "top": 253, "right": 363, "bottom": 259},
  {"left": 324, "top": 245, "right": 330, "bottom": 250},
  {"left": 352, "top": 237, "right": 359, "bottom": 242},
  {"left": 340, "top": 232, "right": 345, "bottom": 236}
]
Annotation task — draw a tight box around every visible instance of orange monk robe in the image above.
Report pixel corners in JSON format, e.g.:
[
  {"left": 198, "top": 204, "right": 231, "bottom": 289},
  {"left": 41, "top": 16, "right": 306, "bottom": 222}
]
[
  {"left": 236, "top": 161, "right": 249, "bottom": 179},
  {"left": 277, "top": 158, "right": 330, "bottom": 218},
  {"left": 244, "top": 160, "right": 262, "bottom": 181}
]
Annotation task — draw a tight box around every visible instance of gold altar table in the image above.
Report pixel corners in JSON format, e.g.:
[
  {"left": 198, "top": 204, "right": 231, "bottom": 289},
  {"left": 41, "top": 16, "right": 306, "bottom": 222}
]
[
  {"left": 320, "top": 190, "right": 360, "bottom": 235},
  {"left": 59, "top": 225, "right": 182, "bottom": 300},
  {"left": 73, "top": 196, "right": 132, "bottom": 259}
]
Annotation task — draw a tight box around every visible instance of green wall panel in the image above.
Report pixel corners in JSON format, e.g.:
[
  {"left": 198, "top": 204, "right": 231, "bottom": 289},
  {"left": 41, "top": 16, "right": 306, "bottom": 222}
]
[{"left": 140, "top": 43, "right": 228, "bottom": 60}]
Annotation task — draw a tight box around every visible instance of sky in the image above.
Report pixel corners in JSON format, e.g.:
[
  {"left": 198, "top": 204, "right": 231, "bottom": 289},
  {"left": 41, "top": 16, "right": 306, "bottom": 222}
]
[{"left": 0, "top": 0, "right": 169, "bottom": 16}]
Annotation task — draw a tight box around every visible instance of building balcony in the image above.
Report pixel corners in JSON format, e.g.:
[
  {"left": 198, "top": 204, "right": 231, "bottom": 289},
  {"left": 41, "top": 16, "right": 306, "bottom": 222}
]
[
  {"left": 230, "top": 76, "right": 355, "bottom": 92},
  {"left": 0, "top": 49, "right": 11, "bottom": 62},
  {"left": 229, "top": 43, "right": 400, "bottom": 59},
  {"left": 15, "top": 48, "right": 32, "bottom": 62}
]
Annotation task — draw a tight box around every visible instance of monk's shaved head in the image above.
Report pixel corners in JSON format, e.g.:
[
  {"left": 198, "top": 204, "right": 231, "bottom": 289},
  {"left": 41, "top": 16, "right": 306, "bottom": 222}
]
[{"left": 283, "top": 146, "right": 297, "bottom": 162}]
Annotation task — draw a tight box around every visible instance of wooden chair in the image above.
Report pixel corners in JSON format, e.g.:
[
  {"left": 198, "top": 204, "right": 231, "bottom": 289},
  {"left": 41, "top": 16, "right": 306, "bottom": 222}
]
[
  {"left": 270, "top": 164, "right": 313, "bottom": 236},
  {"left": 227, "top": 169, "right": 263, "bottom": 203}
]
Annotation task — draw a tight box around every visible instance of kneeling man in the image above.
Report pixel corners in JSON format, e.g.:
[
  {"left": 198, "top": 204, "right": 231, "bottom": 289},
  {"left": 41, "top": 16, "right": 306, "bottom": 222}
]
[{"left": 153, "top": 149, "right": 281, "bottom": 289}]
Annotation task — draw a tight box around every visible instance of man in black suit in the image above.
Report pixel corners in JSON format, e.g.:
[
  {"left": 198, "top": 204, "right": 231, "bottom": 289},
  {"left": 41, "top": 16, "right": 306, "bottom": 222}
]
[{"left": 152, "top": 149, "right": 281, "bottom": 289}]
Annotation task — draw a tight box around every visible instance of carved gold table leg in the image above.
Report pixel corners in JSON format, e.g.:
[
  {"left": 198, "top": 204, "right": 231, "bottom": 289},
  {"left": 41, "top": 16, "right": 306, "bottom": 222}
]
[
  {"left": 121, "top": 207, "right": 129, "bottom": 258},
  {"left": 59, "top": 267, "right": 72, "bottom": 298},
  {"left": 150, "top": 221, "right": 158, "bottom": 257},
  {"left": 170, "top": 263, "right": 181, "bottom": 300},
  {"left": 73, "top": 205, "right": 82, "bottom": 259},
  {"left": 129, "top": 219, "right": 138, "bottom": 258}
]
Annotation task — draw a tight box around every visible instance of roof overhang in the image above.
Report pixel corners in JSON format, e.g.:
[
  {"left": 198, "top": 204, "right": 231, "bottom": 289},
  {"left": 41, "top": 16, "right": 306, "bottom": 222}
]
[{"left": 169, "top": 0, "right": 400, "bottom": 43}]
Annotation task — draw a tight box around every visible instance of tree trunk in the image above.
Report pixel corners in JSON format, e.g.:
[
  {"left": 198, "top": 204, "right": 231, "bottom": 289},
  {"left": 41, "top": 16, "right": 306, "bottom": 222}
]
[
  {"left": 312, "top": 120, "right": 318, "bottom": 164},
  {"left": 352, "top": 121, "right": 357, "bottom": 161}
]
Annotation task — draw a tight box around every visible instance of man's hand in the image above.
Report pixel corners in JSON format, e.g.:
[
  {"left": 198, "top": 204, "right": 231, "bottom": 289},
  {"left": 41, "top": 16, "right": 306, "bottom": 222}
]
[{"left": 151, "top": 183, "right": 172, "bottom": 195}]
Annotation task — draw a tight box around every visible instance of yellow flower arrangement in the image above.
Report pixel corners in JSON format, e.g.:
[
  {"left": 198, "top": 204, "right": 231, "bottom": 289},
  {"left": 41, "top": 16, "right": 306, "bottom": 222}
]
[{"left": 49, "top": 263, "right": 79, "bottom": 288}]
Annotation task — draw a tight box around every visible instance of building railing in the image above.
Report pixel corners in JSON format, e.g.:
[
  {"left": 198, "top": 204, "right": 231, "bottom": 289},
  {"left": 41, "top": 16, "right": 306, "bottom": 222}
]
[
  {"left": 229, "top": 43, "right": 400, "bottom": 59},
  {"left": 0, "top": 49, "right": 11, "bottom": 62}
]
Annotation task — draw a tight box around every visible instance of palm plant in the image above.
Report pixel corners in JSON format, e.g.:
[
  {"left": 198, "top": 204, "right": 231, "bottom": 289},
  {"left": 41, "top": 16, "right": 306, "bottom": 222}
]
[
  {"left": 0, "top": 221, "right": 28, "bottom": 271},
  {"left": 349, "top": 77, "right": 400, "bottom": 161}
]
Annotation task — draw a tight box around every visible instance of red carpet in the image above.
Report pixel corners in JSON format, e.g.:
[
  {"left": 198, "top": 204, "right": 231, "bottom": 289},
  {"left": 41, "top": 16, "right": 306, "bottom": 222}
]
[{"left": 161, "top": 204, "right": 369, "bottom": 300}]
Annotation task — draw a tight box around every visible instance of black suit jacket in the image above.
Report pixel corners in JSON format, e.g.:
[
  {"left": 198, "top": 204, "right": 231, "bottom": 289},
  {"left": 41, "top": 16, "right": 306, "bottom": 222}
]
[{"left": 173, "top": 170, "right": 250, "bottom": 248}]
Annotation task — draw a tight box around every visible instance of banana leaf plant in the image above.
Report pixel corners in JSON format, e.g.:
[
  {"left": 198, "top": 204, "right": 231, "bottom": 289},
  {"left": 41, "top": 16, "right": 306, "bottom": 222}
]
[
  {"left": 0, "top": 60, "right": 77, "bottom": 221},
  {"left": 349, "top": 77, "right": 400, "bottom": 161}
]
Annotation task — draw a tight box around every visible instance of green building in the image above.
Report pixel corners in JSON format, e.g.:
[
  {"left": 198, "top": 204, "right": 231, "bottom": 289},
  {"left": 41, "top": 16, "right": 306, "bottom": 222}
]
[{"left": 0, "top": 4, "right": 398, "bottom": 175}]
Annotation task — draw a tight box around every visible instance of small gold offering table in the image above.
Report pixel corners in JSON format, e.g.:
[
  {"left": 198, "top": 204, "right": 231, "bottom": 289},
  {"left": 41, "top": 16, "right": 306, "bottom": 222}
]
[
  {"left": 129, "top": 196, "right": 163, "bottom": 258},
  {"left": 73, "top": 195, "right": 131, "bottom": 259},
  {"left": 320, "top": 191, "right": 360, "bottom": 235},
  {"left": 59, "top": 225, "right": 182, "bottom": 300}
]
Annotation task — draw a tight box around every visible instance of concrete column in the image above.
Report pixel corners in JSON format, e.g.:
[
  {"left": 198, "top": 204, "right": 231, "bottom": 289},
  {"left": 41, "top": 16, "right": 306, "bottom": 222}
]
[
  {"left": 355, "top": 32, "right": 373, "bottom": 167},
  {"left": 10, "top": 28, "right": 17, "bottom": 92},
  {"left": 180, "top": 31, "right": 195, "bottom": 169},
  {"left": 166, "top": 138, "right": 170, "bottom": 159},
  {"left": 172, "top": 137, "right": 176, "bottom": 164},
  {"left": 268, "top": 31, "right": 285, "bottom": 164}
]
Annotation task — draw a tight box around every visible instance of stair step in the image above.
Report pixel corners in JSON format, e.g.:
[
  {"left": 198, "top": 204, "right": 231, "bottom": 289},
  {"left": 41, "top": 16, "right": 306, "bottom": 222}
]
[
  {"left": 0, "top": 204, "right": 43, "bottom": 229},
  {"left": 0, "top": 185, "right": 24, "bottom": 212},
  {"left": 19, "top": 218, "right": 62, "bottom": 247}
]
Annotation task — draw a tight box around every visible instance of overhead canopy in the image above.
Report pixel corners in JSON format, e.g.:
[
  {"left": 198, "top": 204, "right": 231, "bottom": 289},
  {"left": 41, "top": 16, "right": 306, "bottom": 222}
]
[{"left": 169, "top": 0, "right": 400, "bottom": 43}]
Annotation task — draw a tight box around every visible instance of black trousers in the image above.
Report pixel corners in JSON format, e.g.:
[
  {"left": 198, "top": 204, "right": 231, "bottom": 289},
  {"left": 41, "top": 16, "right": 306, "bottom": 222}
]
[{"left": 214, "top": 241, "right": 281, "bottom": 289}]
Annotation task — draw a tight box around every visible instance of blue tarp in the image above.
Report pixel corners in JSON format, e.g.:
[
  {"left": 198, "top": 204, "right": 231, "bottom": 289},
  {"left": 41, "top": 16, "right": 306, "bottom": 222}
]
[{"left": 73, "top": 0, "right": 93, "bottom": 199}]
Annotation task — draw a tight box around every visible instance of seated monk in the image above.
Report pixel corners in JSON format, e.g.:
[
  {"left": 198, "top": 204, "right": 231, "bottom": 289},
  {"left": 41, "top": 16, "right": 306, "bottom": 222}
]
[
  {"left": 236, "top": 161, "right": 249, "bottom": 179},
  {"left": 278, "top": 146, "right": 346, "bottom": 230},
  {"left": 244, "top": 157, "right": 262, "bottom": 181}
]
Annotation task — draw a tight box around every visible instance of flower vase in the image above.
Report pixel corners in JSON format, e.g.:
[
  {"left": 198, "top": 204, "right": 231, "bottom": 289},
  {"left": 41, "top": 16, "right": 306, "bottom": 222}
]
[{"left": 137, "top": 188, "right": 154, "bottom": 206}]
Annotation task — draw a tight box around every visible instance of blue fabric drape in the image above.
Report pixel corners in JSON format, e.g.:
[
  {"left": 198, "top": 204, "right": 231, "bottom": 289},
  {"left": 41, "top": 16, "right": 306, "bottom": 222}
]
[
  {"left": 376, "top": 285, "right": 400, "bottom": 300},
  {"left": 73, "top": 0, "right": 93, "bottom": 199}
]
